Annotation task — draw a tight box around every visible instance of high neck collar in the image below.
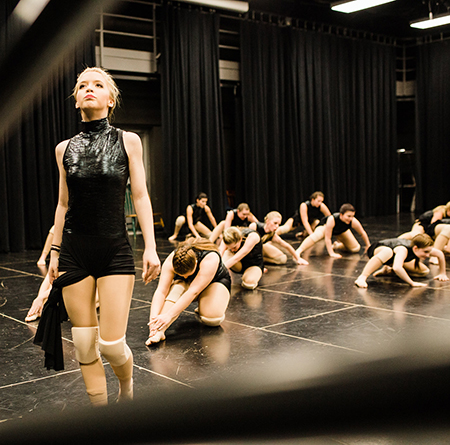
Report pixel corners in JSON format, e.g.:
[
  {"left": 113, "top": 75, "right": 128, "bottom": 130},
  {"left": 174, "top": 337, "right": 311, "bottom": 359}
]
[{"left": 81, "top": 117, "right": 110, "bottom": 134}]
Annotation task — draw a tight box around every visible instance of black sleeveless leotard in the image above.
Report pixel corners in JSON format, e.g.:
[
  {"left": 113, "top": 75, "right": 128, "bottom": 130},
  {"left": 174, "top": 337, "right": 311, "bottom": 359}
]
[
  {"left": 367, "top": 238, "right": 418, "bottom": 265},
  {"left": 238, "top": 228, "right": 264, "bottom": 271},
  {"left": 229, "top": 209, "right": 250, "bottom": 227},
  {"left": 254, "top": 221, "right": 275, "bottom": 244},
  {"left": 319, "top": 213, "right": 351, "bottom": 236},
  {"left": 174, "top": 249, "right": 231, "bottom": 291}
]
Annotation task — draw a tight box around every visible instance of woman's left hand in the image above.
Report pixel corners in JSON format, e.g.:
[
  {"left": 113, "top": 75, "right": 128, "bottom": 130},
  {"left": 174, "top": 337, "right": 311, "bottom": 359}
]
[
  {"left": 434, "top": 273, "right": 449, "bottom": 282},
  {"left": 142, "top": 249, "right": 161, "bottom": 284},
  {"left": 148, "top": 313, "right": 172, "bottom": 336}
]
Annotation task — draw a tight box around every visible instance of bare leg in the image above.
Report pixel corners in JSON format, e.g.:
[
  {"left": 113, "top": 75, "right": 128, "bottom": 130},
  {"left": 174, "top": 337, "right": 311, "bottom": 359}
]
[
  {"left": 276, "top": 218, "right": 294, "bottom": 236},
  {"left": 146, "top": 281, "right": 189, "bottom": 345},
  {"left": 97, "top": 274, "right": 135, "bottom": 402},
  {"left": 63, "top": 276, "right": 107, "bottom": 406},
  {"left": 209, "top": 220, "right": 225, "bottom": 243},
  {"left": 195, "top": 222, "right": 212, "bottom": 239},
  {"left": 336, "top": 231, "right": 360, "bottom": 253},
  {"left": 296, "top": 226, "right": 325, "bottom": 256},
  {"left": 263, "top": 242, "right": 287, "bottom": 264},
  {"left": 355, "top": 246, "right": 393, "bottom": 288},
  {"left": 197, "top": 282, "right": 230, "bottom": 323},
  {"left": 434, "top": 224, "right": 450, "bottom": 253},
  {"left": 242, "top": 266, "right": 263, "bottom": 289},
  {"left": 169, "top": 216, "right": 185, "bottom": 241}
]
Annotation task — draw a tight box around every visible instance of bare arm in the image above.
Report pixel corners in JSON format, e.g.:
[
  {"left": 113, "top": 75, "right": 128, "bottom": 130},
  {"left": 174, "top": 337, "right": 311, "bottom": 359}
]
[
  {"left": 392, "top": 246, "right": 425, "bottom": 287},
  {"left": 205, "top": 205, "right": 217, "bottom": 228},
  {"left": 48, "top": 140, "right": 70, "bottom": 284},
  {"left": 351, "top": 218, "right": 371, "bottom": 251},
  {"left": 299, "top": 202, "right": 314, "bottom": 235},
  {"left": 324, "top": 217, "right": 339, "bottom": 258},
  {"left": 224, "top": 210, "right": 235, "bottom": 230},
  {"left": 124, "top": 131, "right": 160, "bottom": 283},
  {"left": 149, "top": 252, "right": 176, "bottom": 320},
  {"left": 225, "top": 233, "right": 260, "bottom": 269},
  {"left": 271, "top": 233, "right": 308, "bottom": 265},
  {"left": 320, "top": 203, "right": 332, "bottom": 217},
  {"left": 186, "top": 205, "right": 200, "bottom": 238}
]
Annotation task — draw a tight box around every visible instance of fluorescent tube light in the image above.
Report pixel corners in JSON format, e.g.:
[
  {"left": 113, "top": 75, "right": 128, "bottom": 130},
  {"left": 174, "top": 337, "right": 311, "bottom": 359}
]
[
  {"left": 331, "top": 0, "right": 395, "bottom": 14},
  {"left": 410, "top": 13, "right": 450, "bottom": 29},
  {"left": 176, "top": 1, "right": 249, "bottom": 13}
]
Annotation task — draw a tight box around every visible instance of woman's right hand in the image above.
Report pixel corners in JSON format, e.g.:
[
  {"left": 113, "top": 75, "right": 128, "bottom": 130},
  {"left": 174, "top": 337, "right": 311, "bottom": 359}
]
[{"left": 48, "top": 255, "right": 59, "bottom": 284}]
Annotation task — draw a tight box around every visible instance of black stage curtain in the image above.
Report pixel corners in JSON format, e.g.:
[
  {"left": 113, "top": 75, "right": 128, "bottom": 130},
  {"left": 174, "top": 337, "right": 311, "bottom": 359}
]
[
  {"left": 415, "top": 40, "right": 450, "bottom": 212},
  {"left": 161, "top": 4, "right": 226, "bottom": 230},
  {"left": 238, "top": 21, "right": 397, "bottom": 220},
  {"left": 0, "top": 3, "right": 95, "bottom": 253}
]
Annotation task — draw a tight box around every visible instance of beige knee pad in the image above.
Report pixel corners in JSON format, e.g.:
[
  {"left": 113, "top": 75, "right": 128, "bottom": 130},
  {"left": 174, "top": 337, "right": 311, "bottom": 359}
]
[
  {"left": 72, "top": 327, "right": 100, "bottom": 365},
  {"left": 348, "top": 243, "right": 361, "bottom": 253},
  {"left": 99, "top": 335, "right": 132, "bottom": 367},
  {"left": 241, "top": 280, "right": 258, "bottom": 290},
  {"left": 196, "top": 313, "right": 225, "bottom": 326}
]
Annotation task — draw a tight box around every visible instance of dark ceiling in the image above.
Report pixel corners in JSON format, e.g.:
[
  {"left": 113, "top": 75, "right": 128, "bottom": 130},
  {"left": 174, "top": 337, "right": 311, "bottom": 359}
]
[{"left": 248, "top": 0, "right": 450, "bottom": 39}]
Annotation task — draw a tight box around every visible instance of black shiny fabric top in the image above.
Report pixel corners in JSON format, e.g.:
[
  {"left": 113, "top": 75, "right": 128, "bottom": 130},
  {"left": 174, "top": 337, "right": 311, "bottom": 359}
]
[
  {"left": 63, "top": 118, "right": 129, "bottom": 237},
  {"left": 305, "top": 200, "right": 323, "bottom": 223},
  {"left": 319, "top": 213, "right": 352, "bottom": 236},
  {"left": 367, "top": 238, "right": 418, "bottom": 266}
]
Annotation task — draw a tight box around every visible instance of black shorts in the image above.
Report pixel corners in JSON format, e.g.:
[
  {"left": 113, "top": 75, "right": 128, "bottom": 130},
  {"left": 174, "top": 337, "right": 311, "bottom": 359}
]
[
  {"left": 59, "top": 232, "right": 135, "bottom": 279},
  {"left": 240, "top": 257, "right": 265, "bottom": 273}
]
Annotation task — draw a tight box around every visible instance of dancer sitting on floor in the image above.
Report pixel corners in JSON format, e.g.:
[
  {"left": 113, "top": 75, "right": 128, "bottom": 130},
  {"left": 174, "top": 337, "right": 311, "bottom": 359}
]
[
  {"left": 399, "top": 202, "right": 450, "bottom": 240},
  {"left": 250, "top": 211, "right": 308, "bottom": 266},
  {"left": 168, "top": 192, "right": 218, "bottom": 241},
  {"left": 221, "top": 226, "right": 265, "bottom": 290},
  {"left": 354, "top": 234, "right": 448, "bottom": 288},
  {"left": 277, "top": 191, "right": 331, "bottom": 239},
  {"left": 146, "top": 237, "right": 231, "bottom": 346},
  {"left": 209, "top": 202, "right": 259, "bottom": 243},
  {"left": 296, "top": 203, "right": 370, "bottom": 259}
]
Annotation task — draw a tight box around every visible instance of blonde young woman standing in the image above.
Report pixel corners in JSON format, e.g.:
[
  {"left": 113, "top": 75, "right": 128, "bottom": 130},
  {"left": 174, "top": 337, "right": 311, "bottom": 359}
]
[{"left": 35, "top": 67, "right": 160, "bottom": 406}]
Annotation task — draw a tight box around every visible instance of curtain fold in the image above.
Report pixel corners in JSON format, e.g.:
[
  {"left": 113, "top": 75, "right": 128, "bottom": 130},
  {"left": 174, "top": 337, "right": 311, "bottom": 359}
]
[
  {"left": 415, "top": 40, "right": 450, "bottom": 212},
  {"left": 161, "top": 4, "right": 226, "bottom": 231},
  {"left": 238, "top": 21, "right": 397, "bottom": 220},
  {"left": 0, "top": 9, "right": 95, "bottom": 253}
]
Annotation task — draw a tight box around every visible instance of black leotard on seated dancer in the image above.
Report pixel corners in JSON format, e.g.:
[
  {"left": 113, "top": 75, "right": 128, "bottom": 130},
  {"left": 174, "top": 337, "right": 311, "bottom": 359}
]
[
  {"left": 426, "top": 218, "right": 450, "bottom": 237},
  {"left": 238, "top": 228, "right": 264, "bottom": 272},
  {"left": 290, "top": 200, "right": 322, "bottom": 226},
  {"left": 417, "top": 209, "right": 434, "bottom": 230},
  {"left": 185, "top": 203, "right": 205, "bottom": 225},
  {"left": 254, "top": 221, "right": 275, "bottom": 243},
  {"left": 35, "top": 118, "right": 135, "bottom": 371},
  {"left": 174, "top": 249, "right": 231, "bottom": 291},
  {"left": 230, "top": 209, "right": 251, "bottom": 227},
  {"left": 319, "top": 213, "right": 351, "bottom": 236},
  {"left": 367, "top": 238, "right": 418, "bottom": 266}
]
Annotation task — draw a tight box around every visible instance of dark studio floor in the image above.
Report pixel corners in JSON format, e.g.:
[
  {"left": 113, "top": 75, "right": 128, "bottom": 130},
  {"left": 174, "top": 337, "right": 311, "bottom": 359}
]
[{"left": 2, "top": 213, "right": 450, "bottom": 444}]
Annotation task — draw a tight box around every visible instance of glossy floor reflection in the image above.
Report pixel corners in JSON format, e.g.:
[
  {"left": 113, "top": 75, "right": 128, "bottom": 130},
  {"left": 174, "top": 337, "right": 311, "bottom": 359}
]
[{"left": 2, "top": 213, "right": 450, "bottom": 443}]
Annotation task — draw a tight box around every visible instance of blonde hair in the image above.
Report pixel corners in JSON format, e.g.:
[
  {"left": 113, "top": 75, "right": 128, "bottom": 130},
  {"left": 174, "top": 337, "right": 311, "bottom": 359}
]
[
  {"left": 172, "top": 238, "right": 218, "bottom": 275},
  {"left": 223, "top": 227, "right": 242, "bottom": 245},
  {"left": 73, "top": 67, "right": 121, "bottom": 119},
  {"left": 261, "top": 211, "right": 282, "bottom": 243}
]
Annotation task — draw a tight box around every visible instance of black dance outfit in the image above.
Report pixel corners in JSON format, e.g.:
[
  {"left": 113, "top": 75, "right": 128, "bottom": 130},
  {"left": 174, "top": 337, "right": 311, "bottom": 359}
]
[
  {"left": 237, "top": 228, "right": 264, "bottom": 272},
  {"left": 35, "top": 118, "right": 135, "bottom": 371},
  {"left": 185, "top": 203, "right": 206, "bottom": 224},
  {"left": 367, "top": 238, "right": 419, "bottom": 266},
  {"left": 426, "top": 218, "right": 450, "bottom": 238},
  {"left": 318, "top": 213, "right": 352, "bottom": 236},
  {"left": 291, "top": 200, "right": 323, "bottom": 227},
  {"left": 229, "top": 209, "right": 251, "bottom": 228},
  {"left": 174, "top": 249, "right": 231, "bottom": 292},
  {"left": 254, "top": 221, "right": 275, "bottom": 244}
]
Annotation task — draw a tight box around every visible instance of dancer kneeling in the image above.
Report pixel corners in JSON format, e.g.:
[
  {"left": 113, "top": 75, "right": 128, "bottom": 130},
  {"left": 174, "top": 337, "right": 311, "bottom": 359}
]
[
  {"left": 355, "top": 234, "right": 449, "bottom": 288},
  {"left": 296, "top": 203, "right": 370, "bottom": 259},
  {"left": 221, "top": 227, "right": 265, "bottom": 290},
  {"left": 146, "top": 238, "right": 231, "bottom": 345}
]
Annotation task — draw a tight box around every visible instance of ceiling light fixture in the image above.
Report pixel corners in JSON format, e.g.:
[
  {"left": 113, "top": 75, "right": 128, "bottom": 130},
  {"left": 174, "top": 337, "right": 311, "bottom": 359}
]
[
  {"left": 176, "top": 0, "right": 249, "bottom": 13},
  {"left": 410, "top": 12, "right": 450, "bottom": 29},
  {"left": 331, "top": 0, "right": 395, "bottom": 14}
]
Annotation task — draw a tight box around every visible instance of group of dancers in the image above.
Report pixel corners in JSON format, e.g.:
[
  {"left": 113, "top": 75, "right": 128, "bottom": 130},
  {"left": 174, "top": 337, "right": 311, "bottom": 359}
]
[{"left": 29, "top": 66, "right": 450, "bottom": 408}]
